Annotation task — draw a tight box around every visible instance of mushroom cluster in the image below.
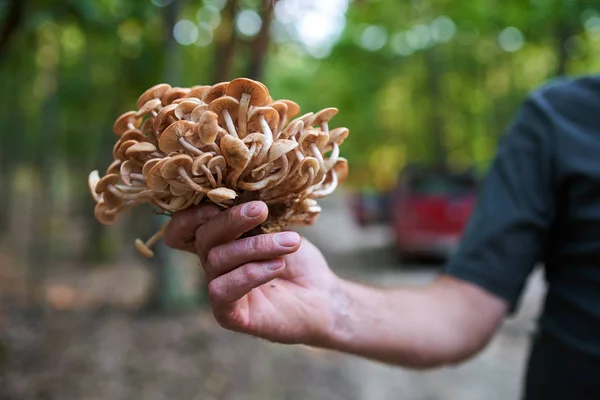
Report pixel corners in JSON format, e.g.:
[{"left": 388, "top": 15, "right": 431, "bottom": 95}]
[{"left": 88, "top": 78, "right": 349, "bottom": 257}]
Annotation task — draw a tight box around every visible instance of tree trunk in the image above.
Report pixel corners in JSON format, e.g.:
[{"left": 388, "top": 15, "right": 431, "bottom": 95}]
[
  {"left": 246, "top": 0, "right": 276, "bottom": 81},
  {"left": 212, "top": 0, "right": 239, "bottom": 83},
  {"left": 424, "top": 49, "right": 446, "bottom": 167}
]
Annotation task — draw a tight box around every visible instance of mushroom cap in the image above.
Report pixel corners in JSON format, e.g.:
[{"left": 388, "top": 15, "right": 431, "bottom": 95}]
[
  {"left": 242, "top": 132, "right": 266, "bottom": 144},
  {"left": 137, "top": 83, "right": 171, "bottom": 109},
  {"left": 140, "top": 118, "right": 155, "bottom": 137},
  {"left": 161, "top": 87, "right": 190, "bottom": 106},
  {"left": 95, "top": 173, "right": 120, "bottom": 194},
  {"left": 121, "top": 129, "right": 147, "bottom": 143},
  {"left": 187, "top": 85, "right": 211, "bottom": 99},
  {"left": 120, "top": 160, "right": 137, "bottom": 186},
  {"left": 162, "top": 154, "right": 193, "bottom": 179},
  {"left": 310, "top": 107, "right": 338, "bottom": 126},
  {"left": 158, "top": 120, "right": 194, "bottom": 153},
  {"left": 153, "top": 103, "right": 178, "bottom": 132},
  {"left": 329, "top": 127, "right": 349, "bottom": 145},
  {"left": 298, "top": 157, "right": 320, "bottom": 177},
  {"left": 247, "top": 106, "right": 279, "bottom": 133},
  {"left": 103, "top": 189, "right": 123, "bottom": 209},
  {"left": 298, "top": 129, "right": 320, "bottom": 151},
  {"left": 226, "top": 78, "right": 268, "bottom": 106},
  {"left": 113, "top": 111, "right": 142, "bottom": 135},
  {"left": 267, "top": 139, "right": 298, "bottom": 163},
  {"left": 196, "top": 110, "right": 220, "bottom": 144},
  {"left": 106, "top": 159, "right": 122, "bottom": 175},
  {"left": 117, "top": 140, "right": 140, "bottom": 160},
  {"left": 192, "top": 153, "right": 214, "bottom": 175},
  {"left": 314, "top": 131, "right": 330, "bottom": 150},
  {"left": 142, "top": 158, "right": 162, "bottom": 178},
  {"left": 146, "top": 158, "right": 169, "bottom": 191},
  {"left": 220, "top": 135, "right": 251, "bottom": 170},
  {"left": 88, "top": 170, "right": 101, "bottom": 202},
  {"left": 190, "top": 105, "right": 209, "bottom": 122},
  {"left": 297, "top": 112, "right": 314, "bottom": 126},
  {"left": 95, "top": 202, "right": 118, "bottom": 225},
  {"left": 333, "top": 157, "right": 349, "bottom": 185},
  {"left": 270, "top": 101, "right": 288, "bottom": 119},
  {"left": 207, "top": 155, "right": 226, "bottom": 172},
  {"left": 280, "top": 100, "right": 301, "bottom": 119},
  {"left": 208, "top": 96, "right": 240, "bottom": 122},
  {"left": 202, "top": 82, "right": 230, "bottom": 104},
  {"left": 136, "top": 98, "right": 162, "bottom": 117},
  {"left": 126, "top": 142, "right": 157, "bottom": 158},
  {"left": 134, "top": 238, "right": 154, "bottom": 258},
  {"left": 280, "top": 119, "right": 304, "bottom": 139},
  {"left": 207, "top": 187, "right": 237, "bottom": 202},
  {"left": 175, "top": 100, "right": 200, "bottom": 120}
]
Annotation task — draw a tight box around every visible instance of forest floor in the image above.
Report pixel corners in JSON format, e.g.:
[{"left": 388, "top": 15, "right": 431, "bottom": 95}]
[{"left": 0, "top": 193, "right": 546, "bottom": 400}]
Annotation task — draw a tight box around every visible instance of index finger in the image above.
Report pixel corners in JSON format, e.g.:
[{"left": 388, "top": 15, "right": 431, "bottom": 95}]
[
  {"left": 164, "top": 203, "right": 221, "bottom": 252},
  {"left": 195, "top": 201, "right": 268, "bottom": 262}
]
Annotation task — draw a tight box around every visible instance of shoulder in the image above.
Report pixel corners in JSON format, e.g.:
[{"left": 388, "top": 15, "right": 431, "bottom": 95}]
[{"left": 529, "top": 74, "right": 600, "bottom": 120}]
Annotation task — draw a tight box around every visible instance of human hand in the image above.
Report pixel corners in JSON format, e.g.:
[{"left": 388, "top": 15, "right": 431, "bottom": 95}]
[{"left": 164, "top": 201, "right": 342, "bottom": 346}]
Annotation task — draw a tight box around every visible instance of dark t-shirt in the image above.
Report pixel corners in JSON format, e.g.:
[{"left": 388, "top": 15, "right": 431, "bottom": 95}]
[{"left": 445, "top": 75, "right": 600, "bottom": 398}]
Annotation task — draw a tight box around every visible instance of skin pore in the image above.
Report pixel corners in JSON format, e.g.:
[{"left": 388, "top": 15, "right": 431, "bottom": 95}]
[{"left": 163, "top": 201, "right": 508, "bottom": 369}]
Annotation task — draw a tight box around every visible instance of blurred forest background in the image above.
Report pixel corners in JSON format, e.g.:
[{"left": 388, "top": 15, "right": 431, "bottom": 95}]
[
  {"left": 1, "top": 0, "right": 600, "bottom": 398},
  {"left": 0, "top": 0, "right": 599, "bottom": 309}
]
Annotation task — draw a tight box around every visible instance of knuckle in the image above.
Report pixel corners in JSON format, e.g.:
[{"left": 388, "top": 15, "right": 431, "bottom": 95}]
[
  {"left": 206, "top": 247, "right": 221, "bottom": 267},
  {"left": 243, "top": 263, "right": 262, "bottom": 283},
  {"left": 207, "top": 280, "right": 224, "bottom": 304}
]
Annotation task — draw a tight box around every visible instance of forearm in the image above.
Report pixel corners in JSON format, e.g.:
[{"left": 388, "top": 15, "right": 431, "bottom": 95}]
[{"left": 322, "top": 275, "right": 507, "bottom": 369}]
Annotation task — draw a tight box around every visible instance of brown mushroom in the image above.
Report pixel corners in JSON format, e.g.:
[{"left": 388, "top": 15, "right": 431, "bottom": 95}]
[
  {"left": 95, "top": 173, "right": 120, "bottom": 194},
  {"left": 195, "top": 110, "right": 220, "bottom": 144},
  {"left": 202, "top": 82, "right": 230, "bottom": 104},
  {"left": 207, "top": 155, "right": 226, "bottom": 186},
  {"left": 161, "top": 87, "right": 190, "bottom": 106},
  {"left": 106, "top": 159, "right": 122, "bottom": 175},
  {"left": 329, "top": 127, "right": 349, "bottom": 146},
  {"left": 94, "top": 202, "right": 119, "bottom": 225},
  {"left": 280, "top": 119, "right": 304, "bottom": 140},
  {"left": 267, "top": 139, "right": 297, "bottom": 163},
  {"left": 88, "top": 170, "right": 101, "bottom": 202},
  {"left": 191, "top": 153, "right": 214, "bottom": 175},
  {"left": 208, "top": 96, "right": 240, "bottom": 138},
  {"left": 142, "top": 158, "right": 162, "bottom": 178},
  {"left": 248, "top": 107, "right": 279, "bottom": 164},
  {"left": 134, "top": 219, "right": 171, "bottom": 258},
  {"left": 308, "top": 107, "right": 338, "bottom": 133},
  {"left": 238, "top": 155, "right": 290, "bottom": 191},
  {"left": 220, "top": 134, "right": 251, "bottom": 171},
  {"left": 113, "top": 111, "right": 142, "bottom": 136},
  {"left": 187, "top": 85, "right": 211, "bottom": 100},
  {"left": 146, "top": 158, "right": 169, "bottom": 192},
  {"left": 136, "top": 98, "right": 162, "bottom": 118},
  {"left": 120, "top": 160, "right": 145, "bottom": 186},
  {"left": 158, "top": 120, "right": 201, "bottom": 155},
  {"left": 190, "top": 104, "right": 209, "bottom": 122},
  {"left": 225, "top": 78, "right": 268, "bottom": 138},
  {"left": 162, "top": 154, "right": 209, "bottom": 193},
  {"left": 153, "top": 103, "right": 178, "bottom": 132},
  {"left": 126, "top": 142, "right": 157, "bottom": 163},
  {"left": 174, "top": 100, "right": 200, "bottom": 120},
  {"left": 207, "top": 187, "right": 237, "bottom": 207},
  {"left": 137, "top": 83, "right": 171, "bottom": 109},
  {"left": 281, "top": 100, "right": 301, "bottom": 119},
  {"left": 121, "top": 129, "right": 147, "bottom": 143}
]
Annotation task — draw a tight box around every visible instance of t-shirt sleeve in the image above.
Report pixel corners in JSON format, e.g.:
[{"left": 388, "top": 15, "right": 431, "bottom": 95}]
[{"left": 445, "top": 91, "right": 557, "bottom": 312}]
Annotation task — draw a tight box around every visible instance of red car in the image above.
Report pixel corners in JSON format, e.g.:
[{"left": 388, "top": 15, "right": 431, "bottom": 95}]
[{"left": 389, "top": 167, "right": 478, "bottom": 261}]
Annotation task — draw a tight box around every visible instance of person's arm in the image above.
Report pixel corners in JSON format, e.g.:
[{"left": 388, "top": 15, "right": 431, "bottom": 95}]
[
  {"left": 163, "top": 87, "right": 556, "bottom": 369},
  {"left": 324, "top": 276, "right": 507, "bottom": 368}
]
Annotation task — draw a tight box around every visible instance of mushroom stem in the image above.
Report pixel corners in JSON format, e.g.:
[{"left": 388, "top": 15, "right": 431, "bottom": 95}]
[
  {"left": 325, "top": 142, "right": 339, "bottom": 171},
  {"left": 130, "top": 173, "right": 145, "bottom": 182},
  {"left": 222, "top": 110, "right": 238, "bottom": 138},
  {"left": 178, "top": 167, "right": 209, "bottom": 193},
  {"left": 107, "top": 185, "right": 145, "bottom": 200},
  {"left": 238, "top": 93, "right": 251, "bottom": 138},
  {"left": 276, "top": 111, "right": 287, "bottom": 139},
  {"left": 134, "top": 219, "right": 171, "bottom": 258},
  {"left": 310, "top": 143, "right": 326, "bottom": 172},
  {"left": 127, "top": 122, "right": 136, "bottom": 130},
  {"left": 200, "top": 165, "right": 218, "bottom": 188},
  {"left": 114, "top": 184, "right": 147, "bottom": 193},
  {"left": 215, "top": 166, "right": 223, "bottom": 186},
  {"left": 178, "top": 137, "right": 202, "bottom": 155},
  {"left": 256, "top": 115, "right": 274, "bottom": 164}
]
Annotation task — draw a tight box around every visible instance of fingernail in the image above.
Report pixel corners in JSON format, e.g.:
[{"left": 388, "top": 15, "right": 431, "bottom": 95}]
[
  {"left": 242, "top": 202, "right": 262, "bottom": 218},
  {"left": 264, "top": 259, "right": 285, "bottom": 271},
  {"left": 274, "top": 232, "right": 299, "bottom": 248}
]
